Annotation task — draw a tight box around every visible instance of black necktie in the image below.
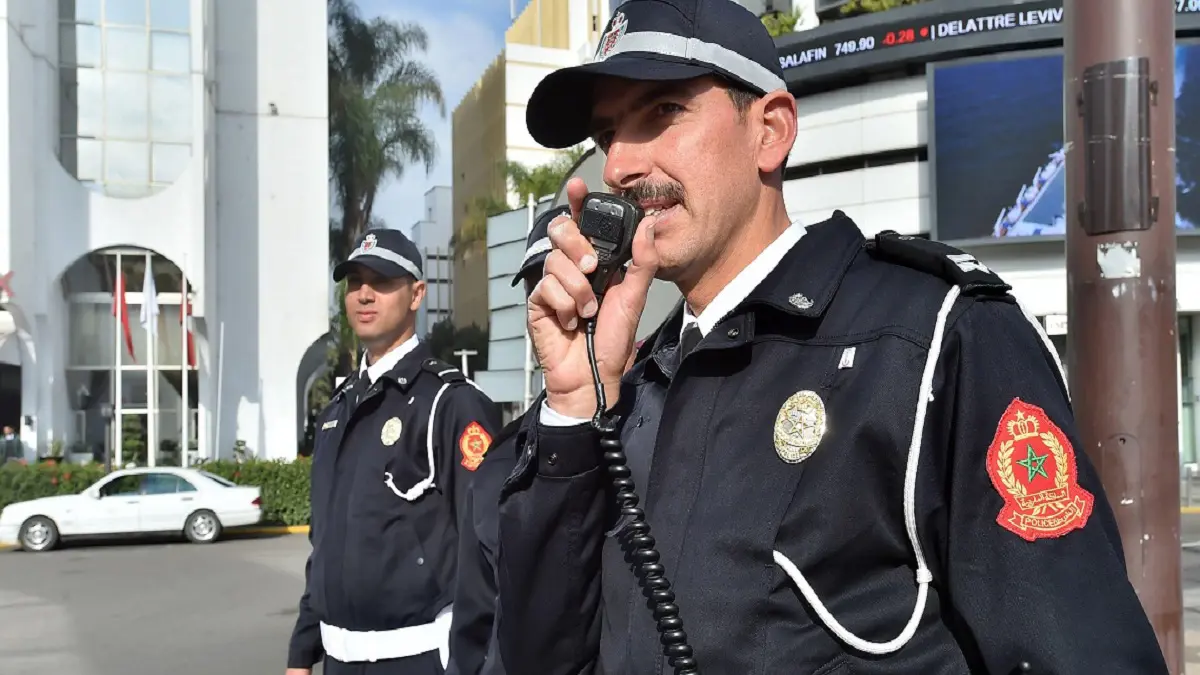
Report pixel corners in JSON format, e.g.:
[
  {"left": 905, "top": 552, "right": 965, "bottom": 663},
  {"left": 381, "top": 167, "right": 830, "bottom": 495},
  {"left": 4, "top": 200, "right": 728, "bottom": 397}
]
[{"left": 680, "top": 324, "right": 702, "bottom": 359}]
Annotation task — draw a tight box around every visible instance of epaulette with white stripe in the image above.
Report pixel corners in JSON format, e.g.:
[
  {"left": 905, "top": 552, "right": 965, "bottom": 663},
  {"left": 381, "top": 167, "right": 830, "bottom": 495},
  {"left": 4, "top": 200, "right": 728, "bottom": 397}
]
[{"left": 421, "top": 358, "right": 467, "bottom": 384}]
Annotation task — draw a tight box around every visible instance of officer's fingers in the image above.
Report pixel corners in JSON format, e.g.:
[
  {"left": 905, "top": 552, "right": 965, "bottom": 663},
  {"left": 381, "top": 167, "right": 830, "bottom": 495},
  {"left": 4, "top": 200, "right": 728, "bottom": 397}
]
[
  {"left": 533, "top": 271, "right": 581, "bottom": 331},
  {"left": 547, "top": 217, "right": 598, "bottom": 275},
  {"left": 544, "top": 250, "right": 598, "bottom": 318},
  {"left": 566, "top": 178, "right": 589, "bottom": 223}
]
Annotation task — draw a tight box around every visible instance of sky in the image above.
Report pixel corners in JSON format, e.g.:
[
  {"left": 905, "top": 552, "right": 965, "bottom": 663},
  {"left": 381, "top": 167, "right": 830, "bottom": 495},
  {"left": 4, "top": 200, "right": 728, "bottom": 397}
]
[{"left": 357, "top": 0, "right": 534, "bottom": 235}]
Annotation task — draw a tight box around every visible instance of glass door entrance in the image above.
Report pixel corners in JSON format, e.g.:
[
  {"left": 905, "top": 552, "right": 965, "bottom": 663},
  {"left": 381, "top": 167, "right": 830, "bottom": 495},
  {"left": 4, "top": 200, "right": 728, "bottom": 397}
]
[{"left": 117, "top": 413, "right": 148, "bottom": 467}]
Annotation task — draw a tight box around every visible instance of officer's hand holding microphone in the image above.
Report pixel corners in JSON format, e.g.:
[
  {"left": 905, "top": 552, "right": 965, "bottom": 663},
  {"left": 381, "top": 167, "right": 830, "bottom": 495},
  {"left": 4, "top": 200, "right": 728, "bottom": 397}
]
[{"left": 529, "top": 177, "right": 659, "bottom": 419}]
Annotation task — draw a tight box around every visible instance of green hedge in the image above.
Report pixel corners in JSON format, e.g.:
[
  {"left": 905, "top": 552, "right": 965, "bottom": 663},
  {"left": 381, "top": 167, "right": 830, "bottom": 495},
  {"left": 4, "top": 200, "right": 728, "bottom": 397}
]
[
  {"left": 194, "top": 458, "right": 312, "bottom": 526},
  {"left": 0, "top": 457, "right": 313, "bottom": 527}
]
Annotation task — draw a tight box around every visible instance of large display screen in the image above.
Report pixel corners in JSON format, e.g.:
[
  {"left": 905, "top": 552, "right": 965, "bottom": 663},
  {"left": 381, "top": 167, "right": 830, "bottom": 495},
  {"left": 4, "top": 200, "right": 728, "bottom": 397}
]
[
  {"left": 778, "top": 0, "right": 1200, "bottom": 84},
  {"left": 931, "top": 45, "right": 1200, "bottom": 241}
]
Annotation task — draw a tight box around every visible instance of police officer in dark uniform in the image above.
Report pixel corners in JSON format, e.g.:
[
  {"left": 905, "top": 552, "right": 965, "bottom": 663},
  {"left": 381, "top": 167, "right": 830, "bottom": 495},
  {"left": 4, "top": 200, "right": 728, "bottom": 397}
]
[
  {"left": 446, "top": 205, "right": 567, "bottom": 675},
  {"left": 287, "top": 228, "right": 502, "bottom": 675},
  {"left": 491, "top": 1, "right": 1169, "bottom": 674}
]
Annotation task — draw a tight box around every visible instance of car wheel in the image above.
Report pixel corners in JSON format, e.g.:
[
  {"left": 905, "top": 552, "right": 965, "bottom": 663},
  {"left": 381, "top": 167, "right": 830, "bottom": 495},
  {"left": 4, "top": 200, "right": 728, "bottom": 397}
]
[
  {"left": 19, "top": 516, "right": 59, "bottom": 553},
  {"left": 184, "top": 510, "right": 223, "bottom": 544}
]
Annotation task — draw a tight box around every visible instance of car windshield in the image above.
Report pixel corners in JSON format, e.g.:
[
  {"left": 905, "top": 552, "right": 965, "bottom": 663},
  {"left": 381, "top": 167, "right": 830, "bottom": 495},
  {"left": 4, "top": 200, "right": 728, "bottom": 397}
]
[{"left": 199, "top": 471, "right": 236, "bottom": 487}]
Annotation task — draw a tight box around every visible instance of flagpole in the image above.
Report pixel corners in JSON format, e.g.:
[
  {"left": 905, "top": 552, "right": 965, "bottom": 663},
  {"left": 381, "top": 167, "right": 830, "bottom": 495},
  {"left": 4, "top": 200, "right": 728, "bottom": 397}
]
[
  {"left": 113, "top": 255, "right": 123, "bottom": 468},
  {"left": 181, "top": 256, "right": 189, "bottom": 468},
  {"left": 215, "top": 321, "right": 225, "bottom": 462},
  {"left": 146, "top": 254, "right": 157, "bottom": 468}
]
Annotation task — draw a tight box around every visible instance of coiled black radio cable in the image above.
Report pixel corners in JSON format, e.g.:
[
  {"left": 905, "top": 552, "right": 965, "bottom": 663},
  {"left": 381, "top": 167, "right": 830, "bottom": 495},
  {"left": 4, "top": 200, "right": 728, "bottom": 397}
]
[{"left": 583, "top": 319, "right": 699, "bottom": 675}]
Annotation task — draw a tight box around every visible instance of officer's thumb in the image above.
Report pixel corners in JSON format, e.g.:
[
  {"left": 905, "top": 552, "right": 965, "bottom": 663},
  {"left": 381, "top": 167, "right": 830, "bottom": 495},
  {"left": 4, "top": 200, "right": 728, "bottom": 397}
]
[
  {"left": 610, "top": 215, "right": 658, "bottom": 324},
  {"left": 565, "top": 178, "right": 588, "bottom": 224},
  {"left": 623, "top": 215, "right": 658, "bottom": 294}
]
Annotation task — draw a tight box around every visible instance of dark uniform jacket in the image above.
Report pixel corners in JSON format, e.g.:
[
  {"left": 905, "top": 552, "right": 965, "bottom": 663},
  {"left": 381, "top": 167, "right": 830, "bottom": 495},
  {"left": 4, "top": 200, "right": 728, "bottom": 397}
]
[
  {"left": 288, "top": 341, "right": 502, "bottom": 669},
  {"left": 446, "top": 410, "right": 526, "bottom": 675},
  {"left": 494, "top": 214, "right": 1167, "bottom": 675}
]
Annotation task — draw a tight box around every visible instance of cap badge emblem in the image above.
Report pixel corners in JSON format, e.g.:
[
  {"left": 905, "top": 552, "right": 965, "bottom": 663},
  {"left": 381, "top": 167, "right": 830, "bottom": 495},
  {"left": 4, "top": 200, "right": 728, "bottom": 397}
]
[
  {"left": 381, "top": 417, "right": 403, "bottom": 446},
  {"left": 773, "top": 390, "right": 826, "bottom": 464},
  {"left": 362, "top": 233, "right": 377, "bottom": 252},
  {"left": 596, "top": 11, "right": 628, "bottom": 61}
]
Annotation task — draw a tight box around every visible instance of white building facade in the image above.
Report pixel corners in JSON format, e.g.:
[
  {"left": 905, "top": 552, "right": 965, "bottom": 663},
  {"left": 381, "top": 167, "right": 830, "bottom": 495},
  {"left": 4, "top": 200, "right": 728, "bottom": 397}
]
[
  {"left": 410, "top": 185, "right": 453, "bottom": 337},
  {"left": 0, "top": 0, "right": 329, "bottom": 464}
]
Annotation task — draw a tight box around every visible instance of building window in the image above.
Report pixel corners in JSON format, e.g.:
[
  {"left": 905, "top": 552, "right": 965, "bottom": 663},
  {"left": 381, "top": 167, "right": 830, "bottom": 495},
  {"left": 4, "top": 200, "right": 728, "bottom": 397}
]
[{"left": 58, "top": 0, "right": 193, "bottom": 199}]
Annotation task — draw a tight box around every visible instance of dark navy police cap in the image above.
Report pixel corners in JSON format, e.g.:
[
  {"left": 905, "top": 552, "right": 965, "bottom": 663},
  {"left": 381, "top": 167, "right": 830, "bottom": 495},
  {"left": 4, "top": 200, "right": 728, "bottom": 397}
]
[
  {"left": 333, "top": 228, "right": 424, "bottom": 282},
  {"left": 526, "top": 0, "right": 788, "bottom": 149},
  {"left": 511, "top": 205, "right": 571, "bottom": 287}
]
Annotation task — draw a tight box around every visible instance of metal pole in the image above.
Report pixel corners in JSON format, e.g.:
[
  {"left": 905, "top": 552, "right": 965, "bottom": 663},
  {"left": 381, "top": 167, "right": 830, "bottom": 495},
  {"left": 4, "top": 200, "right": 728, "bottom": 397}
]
[
  {"left": 214, "top": 322, "right": 225, "bottom": 462},
  {"left": 523, "top": 194, "right": 535, "bottom": 413},
  {"left": 181, "top": 257, "right": 189, "bottom": 467},
  {"left": 1064, "top": 1, "right": 1181, "bottom": 669},
  {"left": 114, "top": 252, "right": 123, "bottom": 468}
]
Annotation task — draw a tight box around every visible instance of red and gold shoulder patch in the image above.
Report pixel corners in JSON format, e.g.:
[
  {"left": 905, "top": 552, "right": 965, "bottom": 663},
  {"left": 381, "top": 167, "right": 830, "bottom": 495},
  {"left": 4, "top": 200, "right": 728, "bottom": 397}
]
[
  {"left": 985, "top": 398, "right": 1094, "bottom": 542},
  {"left": 458, "top": 421, "right": 492, "bottom": 472}
]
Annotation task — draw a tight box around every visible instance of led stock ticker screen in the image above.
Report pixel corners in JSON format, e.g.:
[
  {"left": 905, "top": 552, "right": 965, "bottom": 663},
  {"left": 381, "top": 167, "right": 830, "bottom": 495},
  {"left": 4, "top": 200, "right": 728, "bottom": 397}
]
[
  {"left": 931, "top": 45, "right": 1200, "bottom": 242},
  {"left": 778, "top": 1, "right": 1200, "bottom": 72}
]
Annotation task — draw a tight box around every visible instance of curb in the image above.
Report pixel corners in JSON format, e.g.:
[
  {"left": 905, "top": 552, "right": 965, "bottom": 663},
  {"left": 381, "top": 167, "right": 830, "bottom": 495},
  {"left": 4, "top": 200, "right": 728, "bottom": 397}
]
[
  {"left": 0, "top": 525, "right": 311, "bottom": 551},
  {"left": 231, "top": 525, "right": 310, "bottom": 536}
]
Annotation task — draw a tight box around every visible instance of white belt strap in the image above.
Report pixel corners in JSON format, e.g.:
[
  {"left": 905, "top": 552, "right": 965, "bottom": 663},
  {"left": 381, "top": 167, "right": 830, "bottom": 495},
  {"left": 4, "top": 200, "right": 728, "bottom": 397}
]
[{"left": 321, "top": 605, "right": 453, "bottom": 664}]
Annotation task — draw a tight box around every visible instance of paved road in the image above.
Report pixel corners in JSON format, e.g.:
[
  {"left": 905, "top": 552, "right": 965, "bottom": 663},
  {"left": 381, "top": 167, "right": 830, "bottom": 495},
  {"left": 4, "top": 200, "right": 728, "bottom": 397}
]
[
  {"left": 5, "top": 525, "right": 1200, "bottom": 674},
  {"left": 0, "top": 533, "right": 321, "bottom": 675}
]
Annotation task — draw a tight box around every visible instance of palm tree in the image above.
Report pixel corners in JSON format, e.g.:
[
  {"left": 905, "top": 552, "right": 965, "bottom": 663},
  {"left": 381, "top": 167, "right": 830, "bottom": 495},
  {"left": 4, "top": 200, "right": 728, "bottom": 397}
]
[
  {"left": 322, "top": 0, "right": 444, "bottom": 377},
  {"left": 327, "top": 0, "right": 444, "bottom": 262},
  {"left": 838, "top": 0, "right": 929, "bottom": 16},
  {"left": 504, "top": 145, "right": 587, "bottom": 206}
]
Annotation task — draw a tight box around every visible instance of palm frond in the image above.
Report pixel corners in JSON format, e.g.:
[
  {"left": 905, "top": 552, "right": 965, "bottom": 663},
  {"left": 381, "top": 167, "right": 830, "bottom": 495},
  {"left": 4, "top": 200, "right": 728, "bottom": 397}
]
[{"left": 327, "top": 0, "right": 444, "bottom": 235}]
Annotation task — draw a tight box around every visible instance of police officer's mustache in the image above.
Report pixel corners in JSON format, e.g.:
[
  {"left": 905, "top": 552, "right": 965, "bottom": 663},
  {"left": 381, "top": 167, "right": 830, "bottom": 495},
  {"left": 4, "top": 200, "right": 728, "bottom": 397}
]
[{"left": 619, "top": 181, "right": 686, "bottom": 210}]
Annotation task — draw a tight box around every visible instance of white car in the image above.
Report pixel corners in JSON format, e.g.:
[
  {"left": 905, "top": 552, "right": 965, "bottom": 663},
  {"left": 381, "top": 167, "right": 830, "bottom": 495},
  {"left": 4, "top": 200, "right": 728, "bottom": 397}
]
[{"left": 0, "top": 467, "right": 263, "bottom": 552}]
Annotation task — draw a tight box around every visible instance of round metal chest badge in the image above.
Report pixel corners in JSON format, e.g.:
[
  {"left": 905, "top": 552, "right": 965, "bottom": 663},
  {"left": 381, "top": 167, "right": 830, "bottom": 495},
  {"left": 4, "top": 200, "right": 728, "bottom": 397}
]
[
  {"left": 773, "top": 390, "right": 827, "bottom": 464},
  {"left": 380, "top": 417, "right": 403, "bottom": 446}
]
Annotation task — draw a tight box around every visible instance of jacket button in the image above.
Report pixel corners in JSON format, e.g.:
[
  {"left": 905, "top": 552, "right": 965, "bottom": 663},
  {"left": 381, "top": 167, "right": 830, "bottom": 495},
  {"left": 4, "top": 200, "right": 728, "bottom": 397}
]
[
  {"left": 547, "top": 452, "right": 558, "bottom": 465},
  {"left": 399, "top": 377, "right": 407, "bottom": 385},
  {"left": 727, "top": 328, "right": 740, "bottom": 338},
  {"left": 416, "top": 557, "right": 424, "bottom": 565}
]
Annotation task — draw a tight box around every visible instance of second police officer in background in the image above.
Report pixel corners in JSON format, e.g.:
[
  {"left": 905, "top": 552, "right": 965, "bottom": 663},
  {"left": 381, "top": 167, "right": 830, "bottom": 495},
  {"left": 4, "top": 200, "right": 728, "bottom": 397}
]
[
  {"left": 286, "top": 228, "right": 502, "bottom": 675},
  {"left": 494, "top": 0, "right": 1168, "bottom": 674},
  {"left": 446, "top": 203, "right": 567, "bottom": 675}
]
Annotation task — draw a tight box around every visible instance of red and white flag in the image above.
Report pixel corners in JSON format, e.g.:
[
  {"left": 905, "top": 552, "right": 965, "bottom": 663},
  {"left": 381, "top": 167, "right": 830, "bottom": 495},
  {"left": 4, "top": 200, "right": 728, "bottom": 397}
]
[
  {"left": 179, "top": 296, "right": 195, "bottom": 368},
  {"left": 112, "top": 273, "right": 136, "bottom": 361}
]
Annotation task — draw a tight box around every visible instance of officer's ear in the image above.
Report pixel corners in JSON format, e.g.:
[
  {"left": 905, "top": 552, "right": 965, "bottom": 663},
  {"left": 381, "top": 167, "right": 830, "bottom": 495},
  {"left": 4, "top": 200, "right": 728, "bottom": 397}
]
[
  {"left": 755, "top": 89, "right": 797, "bottom": 176},
  {"left": 408, "top": 279, "right": 427, "bottom": 312}
]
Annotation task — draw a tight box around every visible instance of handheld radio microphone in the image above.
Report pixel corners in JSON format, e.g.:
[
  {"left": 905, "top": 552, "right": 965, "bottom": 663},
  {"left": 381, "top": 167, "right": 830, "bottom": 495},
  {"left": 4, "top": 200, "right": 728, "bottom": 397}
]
[{"left": 576, "top": 192, "right": 699, "bottom": 675}]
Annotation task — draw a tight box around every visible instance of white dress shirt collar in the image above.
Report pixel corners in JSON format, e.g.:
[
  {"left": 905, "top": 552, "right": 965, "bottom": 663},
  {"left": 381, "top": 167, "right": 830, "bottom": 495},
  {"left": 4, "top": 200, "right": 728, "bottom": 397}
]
[
  {"left": 680, "top": 221, "right": 807, "bottom": 340},
  {"left": 360, "top": 334, "right": 420, "bottom": 384}
]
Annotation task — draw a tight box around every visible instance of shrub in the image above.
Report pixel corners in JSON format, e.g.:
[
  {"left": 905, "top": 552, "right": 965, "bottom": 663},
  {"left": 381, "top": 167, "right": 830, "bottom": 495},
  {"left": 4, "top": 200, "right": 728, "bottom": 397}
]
[
  {"left": 0, "top": 461, "right": 109, "bottom": 512},
  {"left": 194, "top": 458, "right": 312, "bottom": 526},
  {"left": 0, "top": 457, "right": 313, "bottom": 527}
]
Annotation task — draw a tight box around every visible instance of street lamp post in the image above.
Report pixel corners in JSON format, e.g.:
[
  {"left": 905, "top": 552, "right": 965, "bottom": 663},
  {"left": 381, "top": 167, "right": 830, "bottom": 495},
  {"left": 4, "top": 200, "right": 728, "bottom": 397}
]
[{"left": 454, "top": 349, "right": 479, "bottom": 379}]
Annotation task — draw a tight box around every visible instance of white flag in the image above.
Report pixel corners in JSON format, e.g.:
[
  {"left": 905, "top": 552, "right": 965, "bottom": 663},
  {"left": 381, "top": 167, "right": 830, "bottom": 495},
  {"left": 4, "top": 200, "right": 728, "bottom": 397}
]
[{"left": 140, "top": 268, "right": 159, "bottom": 338}]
